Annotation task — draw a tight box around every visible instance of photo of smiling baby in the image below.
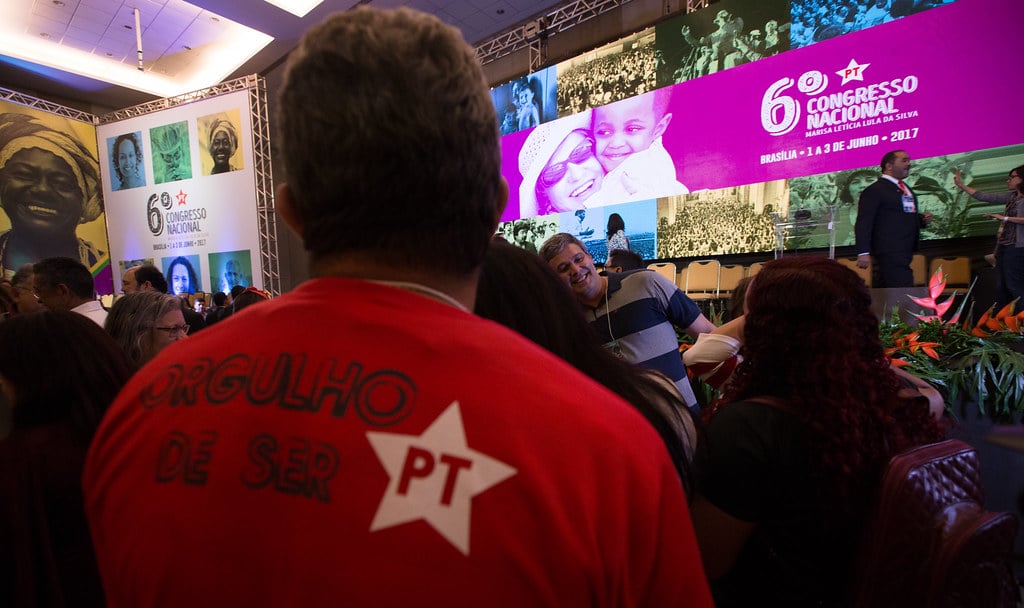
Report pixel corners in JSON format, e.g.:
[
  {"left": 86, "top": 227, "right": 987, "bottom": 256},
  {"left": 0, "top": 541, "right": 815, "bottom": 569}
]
[{"left": 518, "top": 88, "right": 688, "bottom": 217}]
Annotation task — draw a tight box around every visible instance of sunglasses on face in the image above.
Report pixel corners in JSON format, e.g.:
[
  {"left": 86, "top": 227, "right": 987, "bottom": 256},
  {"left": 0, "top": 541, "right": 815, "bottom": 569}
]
[{"left": 539, "top": 137, "right": 595, "bottom": 188}]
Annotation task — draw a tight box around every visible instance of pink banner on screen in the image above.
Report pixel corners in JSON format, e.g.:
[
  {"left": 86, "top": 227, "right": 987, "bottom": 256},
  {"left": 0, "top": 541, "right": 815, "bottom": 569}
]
[{"left": 501, "top": 0, "right": 1017, "bottom": 222}]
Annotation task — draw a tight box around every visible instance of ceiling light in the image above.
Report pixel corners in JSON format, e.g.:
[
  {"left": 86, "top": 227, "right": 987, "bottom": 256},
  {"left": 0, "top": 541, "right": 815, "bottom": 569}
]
[
  {"left": 0, "top": 0, "right": 274, "bottom": 98},
  {"left": 262, "top": 0, "right": 324, "bottom": 18}
]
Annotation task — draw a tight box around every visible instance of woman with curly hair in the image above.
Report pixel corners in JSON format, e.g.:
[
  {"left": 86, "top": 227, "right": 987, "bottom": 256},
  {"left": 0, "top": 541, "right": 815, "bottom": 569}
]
[{"left": 691, "top": 256, "right": 945, "bottom": 607}]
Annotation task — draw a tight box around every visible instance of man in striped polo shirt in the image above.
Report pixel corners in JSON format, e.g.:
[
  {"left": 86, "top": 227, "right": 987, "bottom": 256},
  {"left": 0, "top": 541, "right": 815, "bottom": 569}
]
[{"left": 541, "top": 233, "right": 715, "bottom": 410}]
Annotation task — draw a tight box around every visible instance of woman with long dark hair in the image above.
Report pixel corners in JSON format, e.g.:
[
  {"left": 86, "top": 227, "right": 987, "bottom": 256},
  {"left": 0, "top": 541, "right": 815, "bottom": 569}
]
[
  {"left": 476, "top": 238, "right": 698, "bottom": 494},
  {"left": 691, "top": 256, "right": 945, "bottom": 606},
  {"left": 605, "top": 212, "right": 630, "bottom": 253},
  {"left": 0, "top": 311, "right": 134, "bottom": 607}
]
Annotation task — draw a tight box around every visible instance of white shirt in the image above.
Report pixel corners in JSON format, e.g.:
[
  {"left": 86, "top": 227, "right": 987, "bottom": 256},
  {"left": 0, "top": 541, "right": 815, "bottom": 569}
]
[{"left": 71, "top": 299, "right": 108, "bottom": 327}]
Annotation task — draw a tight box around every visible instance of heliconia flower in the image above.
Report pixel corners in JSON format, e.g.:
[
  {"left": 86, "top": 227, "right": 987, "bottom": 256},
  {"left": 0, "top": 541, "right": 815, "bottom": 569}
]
[
  {"left": 975, "top": 309, "right": 992, "bottom": 330},
  {"left": 995, "top": 301, "right": 1017, "bottom": 320},
  {"left": 932, "top": 297, "right": 954, "bottom": 317},
  {"left": 889, "top": 357, "right": 911, "bottom": 368},
  {"left": 909, "top": 294, "right": 939, "bottom": 309},
  {"left": 927, "top": 269, "right": 946, "bottom": 300}
]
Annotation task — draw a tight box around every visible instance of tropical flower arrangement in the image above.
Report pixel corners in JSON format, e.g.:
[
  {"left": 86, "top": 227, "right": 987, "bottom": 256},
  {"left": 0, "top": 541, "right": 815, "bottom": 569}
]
[{"left": 881, "top": 269, "right": 1024, "bottom": 421}]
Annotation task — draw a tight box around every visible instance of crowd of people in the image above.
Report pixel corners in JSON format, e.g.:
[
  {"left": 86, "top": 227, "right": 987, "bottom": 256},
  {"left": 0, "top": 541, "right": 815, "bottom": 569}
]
[
  {"left": 556, "top": 40, "right": 657, "bottom": 118},
  {"left": 656, "top": 9, "right": 791, "bottom": 86},
  {"left": 657, "top": 197, "right": 777, "bottom": 258},
  {"left": 0, "top": 5, "right": 1010, "bottom": 608},
  {"left": 791, "top": 0, "right": 956, "bottom": 48}
]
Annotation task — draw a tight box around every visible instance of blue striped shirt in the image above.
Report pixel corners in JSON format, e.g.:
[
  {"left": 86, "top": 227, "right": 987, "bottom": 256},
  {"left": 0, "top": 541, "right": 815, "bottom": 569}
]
[{"left": 587, "top": 269, "right": 701, "bottom": 406}]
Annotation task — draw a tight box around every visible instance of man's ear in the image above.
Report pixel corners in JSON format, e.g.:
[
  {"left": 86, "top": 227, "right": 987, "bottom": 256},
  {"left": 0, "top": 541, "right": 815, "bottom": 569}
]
[
  {"left": 652, "top": 112, "right": 673, "bottom": 140},
  {"left": 489, "top": 178, "right": 509, "bottom": 235},
  {"left": 54, "top": 283, "right": 72, "bottom": 304},
  {"left": 276, "top": 183, "right": 303, "bottom": 237}
]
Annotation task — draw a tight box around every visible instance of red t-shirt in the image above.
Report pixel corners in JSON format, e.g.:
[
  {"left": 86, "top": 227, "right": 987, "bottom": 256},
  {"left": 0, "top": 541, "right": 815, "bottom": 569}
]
[{"left": 84, "top": 278, "right": 712, "bottom": 607}]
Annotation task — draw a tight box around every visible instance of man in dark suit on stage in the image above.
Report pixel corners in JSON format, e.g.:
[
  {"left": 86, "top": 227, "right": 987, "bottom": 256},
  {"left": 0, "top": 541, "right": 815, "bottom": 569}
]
[{"left": 854, "top": 149, "right": 932, "bottom": 288}]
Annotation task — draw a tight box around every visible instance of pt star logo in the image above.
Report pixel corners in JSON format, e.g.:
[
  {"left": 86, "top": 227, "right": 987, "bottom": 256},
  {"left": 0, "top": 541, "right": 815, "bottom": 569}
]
[
  {"left": 176, "top": 190, "right": 188, "bottom": 205},
  {"left": 837, "top": 58, "right": 870, "bottom": 85},
  {"left": 367, "top": 402, "right": 516, "bottom": 555}
]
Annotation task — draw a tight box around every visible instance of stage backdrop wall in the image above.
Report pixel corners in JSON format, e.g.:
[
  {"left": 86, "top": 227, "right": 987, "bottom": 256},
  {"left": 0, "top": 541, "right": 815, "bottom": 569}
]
[
  {"left": 97, "top": 89, "right": 264, "bottom": 297},
  {"left": 493, "top": 0, "right": 1020, "bottom": 261}
]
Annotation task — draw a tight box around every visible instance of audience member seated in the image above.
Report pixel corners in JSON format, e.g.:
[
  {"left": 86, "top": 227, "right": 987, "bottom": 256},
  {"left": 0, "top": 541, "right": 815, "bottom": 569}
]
[
  {"left": 690, "top": 256, "right": 946, "bottom": 607},
  {"left": 178, "top": 295, "right": 206, "bottom": 335},
  {"left": 476, "top": 238, "right": 698, "bottom": 492},
  {"left": 231, "top": 286, "right": 271, "bottom": 315},
  {"left": 606, "top": 248, "right": 644, "bottom": 272},
  {"left": 105, "top": 291, "right": 188, "bottom": 369},
  {"left": 0, "top": 311, "right": 133, "bottom": 607},
  {"left": 684, "top": 273, "right": 944, "bottom": 418},
  {"left": 205, "top": 291, "right": 228, "bottom": 325}
]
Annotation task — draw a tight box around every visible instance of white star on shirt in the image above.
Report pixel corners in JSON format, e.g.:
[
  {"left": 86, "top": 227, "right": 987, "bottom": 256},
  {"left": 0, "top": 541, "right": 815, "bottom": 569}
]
[
  {"left": 367, "top": 401, "right": 517, "bottom": 555},
  {"left": 836, "top": 58, "right": 870, "bottom": 85}
]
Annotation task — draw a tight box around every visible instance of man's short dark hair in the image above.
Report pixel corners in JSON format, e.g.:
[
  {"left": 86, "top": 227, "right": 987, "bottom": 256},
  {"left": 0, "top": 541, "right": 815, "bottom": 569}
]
[
  {"left": 33, "top": 257, "right": 95, "bottom": 299},
  {"left": 134, "top": 264, "right": 168, "bottom": 294},
  {"left": 880, "top": 149, "right": 904, "bottom": 171},
  {"left": 539, "top": 233, "right": 589, "bottom": 263},
  {"left": 276, "top": 7, "right": 502, "bottom": 275},
  {"left": 607, "top": 249, "right": 644, "bottom": 271}
]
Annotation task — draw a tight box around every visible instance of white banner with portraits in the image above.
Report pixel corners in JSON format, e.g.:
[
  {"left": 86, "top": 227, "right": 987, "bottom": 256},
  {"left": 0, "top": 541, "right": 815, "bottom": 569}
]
[{"left": 97, "top": 89, "right": 263, "bottom": 298}]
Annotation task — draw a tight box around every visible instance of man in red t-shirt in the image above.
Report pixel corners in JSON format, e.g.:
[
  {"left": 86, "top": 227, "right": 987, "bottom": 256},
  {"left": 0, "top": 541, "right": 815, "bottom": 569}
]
[{"left": 83, "top": 7, "right": 712, "bottom": 607}]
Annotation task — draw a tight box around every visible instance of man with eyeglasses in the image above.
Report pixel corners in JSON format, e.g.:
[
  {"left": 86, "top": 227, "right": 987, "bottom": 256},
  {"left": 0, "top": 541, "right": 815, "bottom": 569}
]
[
  {"left": 32, "top": 256, "right": 106, "bottom": 326},
  {"left": 541, "top": 232, "right": 715, "bottom": 414},
  {"left": 83, "top": 7, "right": 712, "bottom": 607},
  {"left": 10, "top": 263, "right": 43, "bottom": 314}
]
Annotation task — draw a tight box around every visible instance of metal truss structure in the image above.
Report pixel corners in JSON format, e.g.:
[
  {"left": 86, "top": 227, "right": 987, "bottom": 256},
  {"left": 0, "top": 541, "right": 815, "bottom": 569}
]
[
  {"left": 97, "top": 75, "right": 281, "bottom": 295},
  {"left": 97, "top": 75, "right": 257, "bottom": 124},
  {"left": 0, "top": 86, "right": 96, "bottom": 124},
  {"left": 247, "top": 77, "right": 281, "bottom": 297},
  {"left": 475, "top": 0, "right": 713, "bottom": 71},
  {"left": 475, "top": 0, "right": 633, "bottom": 69}
]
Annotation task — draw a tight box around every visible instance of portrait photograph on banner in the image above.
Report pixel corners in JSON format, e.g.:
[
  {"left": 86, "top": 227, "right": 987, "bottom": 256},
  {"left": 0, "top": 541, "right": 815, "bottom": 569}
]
[
  {"left": 492, "top": 66, "right": 558, "bottom": 136},
  {"left": 0, "top": 102, "right": 111, "bottom": 290},
  {"left": 198, "top": 110, "right": 244, "bottom": 176},
  {"left": 150, "top": 120, "right": 192, "bottom": 184},
  {"left": 163, "top": 253, "right": 202, "bottom": 296},
  {"left": 107, "top": 131, "right": 147, "bottom": 191},
  {"left": 209, "top": 248, "right": 253, "bottom": 294}
]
